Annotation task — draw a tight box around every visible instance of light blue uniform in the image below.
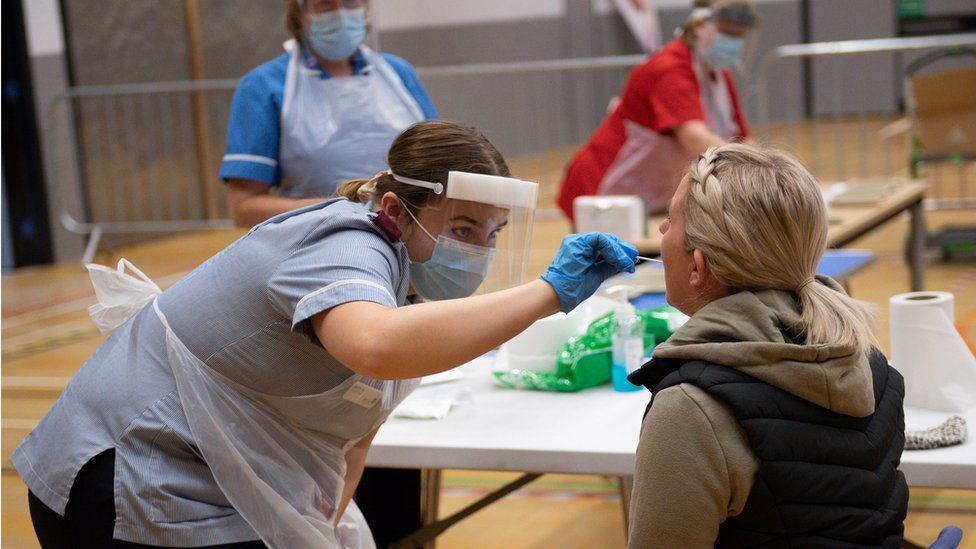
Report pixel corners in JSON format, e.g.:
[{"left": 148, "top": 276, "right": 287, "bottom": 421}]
[
  {"left": 220, "top": 45, "right": 438, "bottom": 197},
  {"left": 12, "top": 200, "right": 410, "bottom": 546}
]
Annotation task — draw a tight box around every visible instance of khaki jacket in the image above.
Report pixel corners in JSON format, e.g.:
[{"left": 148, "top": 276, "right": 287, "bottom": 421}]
[{"left": 628, "top": 277, "right": 876, "bottom": 548}]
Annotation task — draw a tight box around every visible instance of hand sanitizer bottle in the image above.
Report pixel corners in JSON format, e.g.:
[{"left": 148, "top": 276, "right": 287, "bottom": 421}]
[{"left": 611, "top": 292, "right": 646, "bottom": 392}]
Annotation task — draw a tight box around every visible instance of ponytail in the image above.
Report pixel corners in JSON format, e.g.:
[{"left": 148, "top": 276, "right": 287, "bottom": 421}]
[
  {"left": 798, "top": 280, "right": 877, "bottom": 356},
  {"left": 335, "top": 178, "right": 373, "bottom": 203}
]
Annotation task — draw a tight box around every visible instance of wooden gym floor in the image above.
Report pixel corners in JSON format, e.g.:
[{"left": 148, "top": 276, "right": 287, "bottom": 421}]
[{"left": 4, "top": 136, "right": 976, "bottom": 547}]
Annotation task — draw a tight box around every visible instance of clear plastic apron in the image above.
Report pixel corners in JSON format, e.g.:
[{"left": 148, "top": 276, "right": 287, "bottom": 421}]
[
  {"left": 86, "top": 260, "right": 421, "bottom": 548},
  {"left": 596, "top": 56, "right": 739, "bottom": 215},
  {"left": 279, "top": 40, "right": 425, "bottom": 198}
]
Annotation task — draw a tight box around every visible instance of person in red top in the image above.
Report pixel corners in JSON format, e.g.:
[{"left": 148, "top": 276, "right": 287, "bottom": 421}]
[{"left": 558, "top": 0, "right": 758, "bottom": 221}]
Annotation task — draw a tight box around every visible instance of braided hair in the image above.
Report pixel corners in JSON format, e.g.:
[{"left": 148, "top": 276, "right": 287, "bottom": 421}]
[{"left": 681, "top": 144, "right": 877, "bottom": 355}]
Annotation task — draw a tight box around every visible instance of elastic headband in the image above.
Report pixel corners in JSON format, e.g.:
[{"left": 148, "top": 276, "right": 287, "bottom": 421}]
[
  {"left": 689, "top": 8, "right": 713, "bottom": 22},
  {"left": 387, "top": 170, "right": 444, "bottom": 195}
]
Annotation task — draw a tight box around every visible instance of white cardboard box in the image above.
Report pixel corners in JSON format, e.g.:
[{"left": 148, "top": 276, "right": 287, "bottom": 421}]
[{"left": 573, "top": 195, "right": 647, "bottom": 241}]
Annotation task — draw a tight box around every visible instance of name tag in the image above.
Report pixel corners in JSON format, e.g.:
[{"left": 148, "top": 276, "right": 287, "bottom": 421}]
[{"left": 343, "top": 382, "right": 383, "bottom": 409}]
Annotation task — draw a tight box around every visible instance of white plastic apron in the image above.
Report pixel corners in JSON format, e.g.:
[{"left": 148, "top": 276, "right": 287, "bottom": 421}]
[
  {"left": 279, "top": 40, "right": 425, "bottom": 198},
  {"left": 86, "top": 260, "right": 421, "bottom": 548},
  {"left": 596, "top": 55, "right": 740, "bottom": 215}
]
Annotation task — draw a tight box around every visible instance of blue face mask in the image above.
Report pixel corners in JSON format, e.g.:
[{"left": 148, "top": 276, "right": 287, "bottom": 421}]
[
  {"left": 402, "top": 204, "right": 496, "bottom": 301},
  {"left": 707, "top": 32, "right": 744, "bottom": 70},
  {"left": 307, "top": 7, "right": 366, "bottom": 61},
  {"left": 410, "top": 236, "right": 496, "bottom": 301}
]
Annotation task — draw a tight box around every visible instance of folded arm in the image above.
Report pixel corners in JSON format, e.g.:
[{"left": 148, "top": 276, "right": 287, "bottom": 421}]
[
  {"left": 226, "top": 178, "right": 324, "bottom": 228},
  {"left": 673, "top": 120, "right": 727, "bottom": 155}
]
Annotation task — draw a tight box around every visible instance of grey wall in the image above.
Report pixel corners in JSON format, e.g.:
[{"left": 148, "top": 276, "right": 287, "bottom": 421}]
[
  {"left": 24, "top": 0, "right": 85, "bottom": 263},
  {"left": 62, "top": 0, "right": 191, "bottom": 85},
  {"left": 810, "top": 0, "right": 899, "bottom": 116},
  {"left": 925, "top": 0, "right": 976, "bottom": 16},
  {"left": 32, "top": 53, "right": 88, "bottom": 262},
  {"left": 61, "top": 0, "right": 291, "bottom": 83},
  {"left": 378, "top": 2, "right": 640, "bottom": 156}
]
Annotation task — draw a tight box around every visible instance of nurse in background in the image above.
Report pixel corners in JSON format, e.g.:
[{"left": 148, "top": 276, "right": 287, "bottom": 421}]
[
  {"left": 221, "top": 0, "right": 438, "bottom": 228},
  {"left": 557, "top": 0, "right": 757, "bottom": 221}
]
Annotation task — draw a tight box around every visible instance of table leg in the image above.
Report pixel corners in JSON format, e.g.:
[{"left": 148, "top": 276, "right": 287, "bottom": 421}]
[
  {"left": 617, "top": 476, "right": 633, "bottom": 538},
  {"left": 908, "top": 200, "right": 926, "bottom": 292},
  {"left": 421, "top": 469, "right": 442, "bottom": 549},
  {"left": 391, "top": 473, "right": 542, "bottom": 548}
]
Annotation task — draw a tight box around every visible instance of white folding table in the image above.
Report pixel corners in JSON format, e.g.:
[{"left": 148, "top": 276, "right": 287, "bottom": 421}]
[
  {"left": 901, "top": 406, "right": 976, "bottom": 489},
  {"left": 368, "top": 355, "right": 976, "bottom": 547}
]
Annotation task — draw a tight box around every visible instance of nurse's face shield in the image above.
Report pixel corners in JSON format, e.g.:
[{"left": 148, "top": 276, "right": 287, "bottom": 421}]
[{"left": 392, "top": 171, "right": 539, "bottom": 296}]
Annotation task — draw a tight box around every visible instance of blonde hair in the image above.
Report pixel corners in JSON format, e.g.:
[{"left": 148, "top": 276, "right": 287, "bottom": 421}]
[
  {"left": 336, "top": 120, "right": 510, "bottom": 213},
  {"left": 682, "top": 144, "right": 877, "bottom": 355}
]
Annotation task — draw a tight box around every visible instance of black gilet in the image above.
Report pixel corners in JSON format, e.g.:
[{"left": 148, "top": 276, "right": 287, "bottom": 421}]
[{"left": 629, "top": 349, "right": 908, "bottom": 548}]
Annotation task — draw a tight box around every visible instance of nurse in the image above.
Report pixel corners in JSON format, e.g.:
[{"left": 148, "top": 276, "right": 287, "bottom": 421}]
[
  {"left": 557, "top": 0, "right": 757, "bottom": 221},
  {"left": 221, "top": 0, "right": 438, "bottom": 227},
  {"left": 15, "top": 121, "right": 637, "bottom": 548}
]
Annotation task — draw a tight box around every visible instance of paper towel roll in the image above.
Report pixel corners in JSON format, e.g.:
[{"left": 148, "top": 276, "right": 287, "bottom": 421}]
[{"left": 890, "top": 291, "right": 976, "bottom": 412}]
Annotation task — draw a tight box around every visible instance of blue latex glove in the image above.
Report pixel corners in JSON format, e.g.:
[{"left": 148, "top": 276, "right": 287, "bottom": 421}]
[
  {"left": 929, "top": 526, "right": 963, "bottom": 549},
  {"left": 541, "top": 232, "right": 638, "bottom": 313}
]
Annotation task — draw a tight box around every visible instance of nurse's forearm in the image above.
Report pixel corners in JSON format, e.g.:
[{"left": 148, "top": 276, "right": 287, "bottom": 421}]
[
  {"left": 674, "top": 120, "right": 726, "bottom": 154},
  {"left": 230, "top": 195, "right": 324, "bottom": 228},
  {"left": 316, "top": 279, "right": 561, "bottom": 380}
]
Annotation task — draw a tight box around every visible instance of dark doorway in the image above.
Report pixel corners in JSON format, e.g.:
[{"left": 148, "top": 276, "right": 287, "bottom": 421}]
[{"left": 2, "top": 0, "right": 54, "bottom": 267}]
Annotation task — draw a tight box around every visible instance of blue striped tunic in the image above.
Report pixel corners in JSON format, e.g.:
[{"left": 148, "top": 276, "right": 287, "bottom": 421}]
[{"left": 12, "top": 199, "right": 409, "bottom": 546}]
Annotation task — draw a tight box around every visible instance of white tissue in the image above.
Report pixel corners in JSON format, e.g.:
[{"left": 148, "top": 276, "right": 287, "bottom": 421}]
[
  {"left": 890, "top": 291, "right": 976, "bottom": 412},
  {"left": 393, "top": 384, "right": 469, "bottom": 420}
]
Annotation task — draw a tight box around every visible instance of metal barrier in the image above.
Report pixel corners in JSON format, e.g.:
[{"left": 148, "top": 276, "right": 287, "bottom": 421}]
[
  {"left": 755, "top": 33, "right": 976, "bottom": 208},
  {"left": 49, "top": 79, "right": 240, "bottom": 264}
]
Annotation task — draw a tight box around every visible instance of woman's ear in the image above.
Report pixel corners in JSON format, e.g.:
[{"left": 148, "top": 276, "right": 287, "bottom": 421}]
[
  {"left": 380, "top": 192, "right": 415, "bottom": 236},
  {"left": 692, "top": 248, "right": 730, "bottom": 298},
  {"left": 690, "top": 248, "right": 708, "bottom": 289},
  {"left": 379, "top": 192, "right": 403, "bottom": 221}
]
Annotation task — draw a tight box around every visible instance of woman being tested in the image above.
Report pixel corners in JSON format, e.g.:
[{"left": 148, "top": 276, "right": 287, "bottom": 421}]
[
  {"left": 221, "top": 0, "right": 438, "bottom": 227},
  {"left": 627, "top": 145, "right": 907, "bottom": 547},
  {"left": 557, "top": 0, "right": 757, "bottom": 221},
  {"left": 15, "top": 121, "right": 637, "bottom": 548}
]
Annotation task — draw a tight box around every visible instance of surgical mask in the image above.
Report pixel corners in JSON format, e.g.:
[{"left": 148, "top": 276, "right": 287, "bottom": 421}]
[
  {"left": 307, "top": 8, "right": 366, "bottom": 61},
  {"left": 401, "top": 202, "right": 496, "bottom": 301},
  {"left": 706, "top": 32, "right": 744, "bottom": 70}
]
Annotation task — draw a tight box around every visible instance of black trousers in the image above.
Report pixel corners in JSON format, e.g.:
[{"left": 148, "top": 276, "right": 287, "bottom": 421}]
[
  {"left": 27, "top": 449, "right": 266, "bottom": 548},
  {"left": 355, "top": 467, "right": 422, "bottom": 548}
]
